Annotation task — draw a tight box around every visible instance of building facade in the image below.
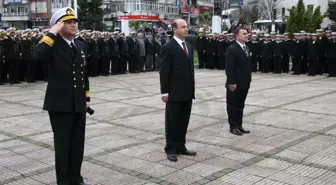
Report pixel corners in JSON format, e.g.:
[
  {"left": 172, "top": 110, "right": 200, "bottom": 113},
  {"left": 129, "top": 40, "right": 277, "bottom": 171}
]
[
  {"left": 102, "top": 0, "right": 180, "bottom": 28},
  {"left": 1, "top": 0, "right": 70, "bottom": 29},
  {"left": 244, "top": 0, "right": 333, "bottom": 28}
]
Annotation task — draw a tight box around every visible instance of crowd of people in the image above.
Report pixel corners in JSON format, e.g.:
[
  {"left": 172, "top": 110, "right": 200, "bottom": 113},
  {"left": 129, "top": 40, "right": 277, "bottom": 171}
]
[
  {"left": 196, "top": 29, "right": 336, "bottom": 77},
  {"left": 1, "top": 24, "right": 336, "bottom": 86},
  {"left": 0, "top": 27, "right": 173, "bottom": 85}
]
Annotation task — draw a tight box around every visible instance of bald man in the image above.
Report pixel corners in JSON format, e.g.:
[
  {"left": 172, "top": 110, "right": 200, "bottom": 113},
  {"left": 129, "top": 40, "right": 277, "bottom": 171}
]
[{"left": 159, "top": 19, "right": 196, "bottom": 162}]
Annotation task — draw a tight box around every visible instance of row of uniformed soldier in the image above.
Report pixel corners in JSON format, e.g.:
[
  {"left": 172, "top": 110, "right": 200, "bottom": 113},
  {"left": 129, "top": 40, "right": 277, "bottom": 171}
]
[
  {"left": 246, "top": 29, "right": 336, "bottom": 77},
  {"left": 196, "top": 29, "right": 235, "bottom": 70},
  {"left": 195, "top": 28, "right": 336, "bottom": 78},
  {"left": 0, "top": 27, "right": 49, "bottom": 85},
  {"left": 74, "top": 30, "right": 170, "bottom": 76}
]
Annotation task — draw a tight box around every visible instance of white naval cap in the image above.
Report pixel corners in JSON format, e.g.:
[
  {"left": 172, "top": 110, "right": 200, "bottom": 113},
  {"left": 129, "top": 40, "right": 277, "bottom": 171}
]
[
  {"left": 23, "top": 29, "right": 32, "bottom": 34},
  {"left": 0, "top": 29, "right": 5, "bottom": 34},
  {"left": 6, "top": 27, "right": 16, "bottom": 33},
  {"left": 50, "top": 7, "right": 78, "bottom": 27}
]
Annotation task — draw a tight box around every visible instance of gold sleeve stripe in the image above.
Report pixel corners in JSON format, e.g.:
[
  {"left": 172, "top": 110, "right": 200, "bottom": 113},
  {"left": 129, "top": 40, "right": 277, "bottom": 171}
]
[
  {"left": 86, "top": 91, "right": 90, "bottom": 97},
  {"left": 40, "top": 36, "right": 54, "bottom": 47}
]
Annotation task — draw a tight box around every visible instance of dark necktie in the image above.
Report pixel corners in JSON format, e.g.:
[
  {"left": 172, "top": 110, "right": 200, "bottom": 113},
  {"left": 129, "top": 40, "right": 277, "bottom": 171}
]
[
  {"left": 243, "top": 45, "right": 248, "bottom": 57},
  {"left": 70, "top": 42, "right": 77, "bottom": 55},
  {"left": 182, "top": 42, "right": 188, "bottom": 56}
]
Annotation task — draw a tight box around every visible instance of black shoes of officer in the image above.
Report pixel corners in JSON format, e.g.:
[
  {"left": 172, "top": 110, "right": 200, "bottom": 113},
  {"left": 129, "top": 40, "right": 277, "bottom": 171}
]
[
  {"left": 230, "top": 128, "right": 243, "bottom": 136},
  {"left": 167, "top": 153, "right": 178, "bottom": 162},
  {"left": 167, "top": 149, "right": 197, "bottom": 162},
  {"left": 238, "top": 127, "right": 251, "bottom": 134},
  {"left": 230, "top": 127, "right": 250, "bottom": 136}
]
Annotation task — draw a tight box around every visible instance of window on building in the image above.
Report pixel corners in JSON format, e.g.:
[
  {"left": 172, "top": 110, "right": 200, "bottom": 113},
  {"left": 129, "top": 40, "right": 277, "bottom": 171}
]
[
  {"left": 136, "top": 0, "right": 140, "bottom": 11},
  {"left": 307, "top": 5, "right": 314, "bottom": 13},
  {"left": 273, "top": 8, "right": 277, "bottom": 19}
]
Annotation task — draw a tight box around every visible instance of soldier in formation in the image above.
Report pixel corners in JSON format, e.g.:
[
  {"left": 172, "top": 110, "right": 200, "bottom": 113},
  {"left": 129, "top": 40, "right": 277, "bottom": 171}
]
[
  {"left": 1, "top": 26, "right": 335, "bottom": 85},
  {"left": 195, "top": 28, "right": 336, "bottom": 77},
  {"left": 0, "top": 27, "right": 173, "bottom": 85}
]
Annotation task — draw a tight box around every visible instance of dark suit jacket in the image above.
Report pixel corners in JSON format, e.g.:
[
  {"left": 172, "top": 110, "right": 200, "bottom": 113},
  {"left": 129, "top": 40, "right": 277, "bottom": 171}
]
[
  {"left": 159, "top": 38, "right": 195, "bottom": 102},
  {"left": 33, "top": 32, "right": 90, "bottom": 113},
  {"left": 225, "top": 42, "right": 252, "bottom": 89}
]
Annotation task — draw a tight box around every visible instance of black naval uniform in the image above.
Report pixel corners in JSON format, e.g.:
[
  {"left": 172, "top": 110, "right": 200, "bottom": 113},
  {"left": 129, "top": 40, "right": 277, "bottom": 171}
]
[
  {"left": 33, "top": 32, "right": 90, "bottom": 185},
  {"left": 0, "top": 38, "right": 4, "bottom": 84},
  {"left": 21, "top": 36, "right": 36, "bottom": 82},
  {"left": 99, "top": 39, "right": 110, "bottom": 75},
  {"left": 108, "top": 37, "right": 119, "bottom": 74},
  {"left": 117, "top": 37, "right": 127, "bottom": 74},
  {"left": 260, "top": 41, "right": 273, "bottom": 73},
  {"left": 273, "top": 41, "right": 284, "bottom": 74},
  {"left": 317, "top": 36, "right": 328, "bottom": 74},
  {"left": 196, "top": 36, "right": 207, "bottom": 69},
  {"left": 293, "top": 40, "right": 304, "bottom": 75},
  {"left": 248, "top": 41, "right": 260, "bottom": 72},
  {"left": 127, "top": 37, "right": 138, "bottom": 73},
  {"left": 327, "top": 39, "right": 336, "bottom": 77},
  {"left": 87, "top": 38, "right": 99, "bottom": 77},
  {"left": 307, "top": 40, "right": 319, "bottom": 76},
  {"left": 4, "top": 36, "right": 21, "bottom": 84},
  {"left": 218, "top": 39, "right": 228, "bottom": 70},
  {"left": 207, "top": 38, "right": 217, "bottom": 69},
  {"left": 282, "top": 39, "right": 292, "bottom": 73}
]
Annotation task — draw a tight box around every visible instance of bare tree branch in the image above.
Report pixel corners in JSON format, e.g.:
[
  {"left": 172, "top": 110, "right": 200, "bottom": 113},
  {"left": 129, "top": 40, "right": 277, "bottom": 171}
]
[{"left": 258, "top": 0, "right": 284, "bottom": 19}]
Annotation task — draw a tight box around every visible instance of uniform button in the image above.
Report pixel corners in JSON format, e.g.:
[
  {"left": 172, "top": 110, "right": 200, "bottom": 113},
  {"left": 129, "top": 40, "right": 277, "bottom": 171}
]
[
  {"left": 74, "top": 85, "right": 76, "bottom": 88},
  {"left": 81, "top": 64, "right": 83, "bottom": 67},
  {"left": 73, "top": 71, "right": 75, "bottom": 74},
  {"left": 82, "top": 78, "right": 84, "bottom": 80},
  {"left": 81, "top": 72, "right": 83, "bottom": 74},
  {"left": 74, "top": 78, "right": 76, "bottom": 80},
  {"left": 73, "top": 64, "right": 75, "bottom": 66},
  {"left": 82, "top": 85, "right": 85, "bottom": 88}
]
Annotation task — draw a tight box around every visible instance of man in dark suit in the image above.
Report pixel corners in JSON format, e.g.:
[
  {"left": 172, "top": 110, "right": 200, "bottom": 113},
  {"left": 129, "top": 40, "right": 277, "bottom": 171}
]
[
  {"left": 160, "top": 19, "right": 196, "bottom": 162},
  {"left": 33, "top": 7, "right": 91, "bottom": 185},
  {"left": 225, "top": 28, "right": 252, "bottom": 136}
]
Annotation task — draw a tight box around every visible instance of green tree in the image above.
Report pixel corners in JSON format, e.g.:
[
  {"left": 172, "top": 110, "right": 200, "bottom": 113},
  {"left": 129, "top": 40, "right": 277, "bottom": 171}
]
[
  {"left": 286, "top": 0, "right": 325, "bottom": 36},
  {"left": 303, "top": 9, "right": 313, "bottom": 33},
  {"left": 129, "top": 21, "right": 140, "bottom": 30},
  {"left": 199, "top": 12, "right": 212, "bottom": 25},
  {"left": 327, "top": 2, "right": 336, "bottom": 22},
  {"left": 286, "top": 7, "right": 297, "bottom": 34},
  {"left": 295, "top": 0, "right": 306, "bottom": 31},
  {"left": 311, "top": 6, "right": 325, "bottom": 30},
  {"left": 78, "top": 0, "right": 103, "bottom": 31}
]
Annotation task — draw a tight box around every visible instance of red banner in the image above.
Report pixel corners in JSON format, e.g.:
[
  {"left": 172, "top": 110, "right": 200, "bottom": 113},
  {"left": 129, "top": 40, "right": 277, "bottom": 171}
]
[
  {"left": 198, "top": 5, "right": 214, "bottom": 10},
  {"left": 118, "top": 15, "right": 159, "bottom": 21}
]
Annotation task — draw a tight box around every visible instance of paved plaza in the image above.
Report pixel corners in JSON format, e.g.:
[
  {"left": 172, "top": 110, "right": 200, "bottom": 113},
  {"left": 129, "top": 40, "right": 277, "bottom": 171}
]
[{"left": 1, "top": 69, "right": 336, "bottom": 185}]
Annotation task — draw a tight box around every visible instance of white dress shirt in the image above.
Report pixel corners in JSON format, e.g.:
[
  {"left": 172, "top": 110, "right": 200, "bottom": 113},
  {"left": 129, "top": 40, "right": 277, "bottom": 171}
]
[
  {"left": 236, "top": 40, "right": 246, "bottom": 50},
  {"left": 173, "top": 36, "right": 188, "bottom": 52},
  {"left": 63, "top": 38, "right": 76, "bottom": 48}
]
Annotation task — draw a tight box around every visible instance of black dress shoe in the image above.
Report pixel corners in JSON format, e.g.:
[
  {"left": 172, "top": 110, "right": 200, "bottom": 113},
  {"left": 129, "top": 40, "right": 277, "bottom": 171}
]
[
  {"left": 179, "top": 150, "right": 197, "bottom": 156},
  {"left": 230, "top": 128, "right": 243, "bottom": 136},
  {"left": 167, "top": 153, "right": 178, "bottom": 162},
  {"left": 238, "top": 127, "right": 250, "bottom": 134}
]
